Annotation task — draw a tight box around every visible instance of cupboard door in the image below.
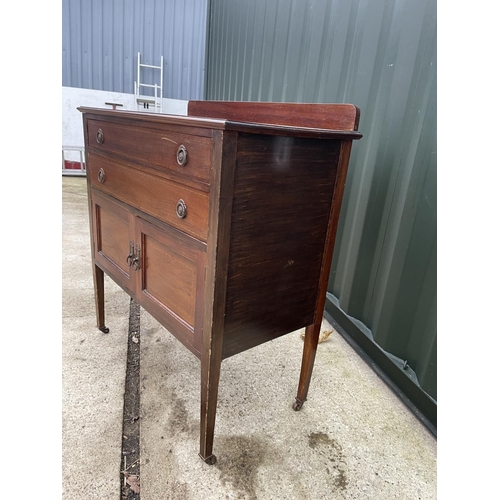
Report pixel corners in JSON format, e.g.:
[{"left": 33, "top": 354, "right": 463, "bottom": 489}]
[
  {"left": 91, "top": 190, "right": 135, "bottom": 294},
  {"left": 135, "top": 217, "right": 206, "bottom": 356}
]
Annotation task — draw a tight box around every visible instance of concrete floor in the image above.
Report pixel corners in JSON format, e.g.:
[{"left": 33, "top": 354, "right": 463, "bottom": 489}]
[{"left": 62, "top": 176, "right": 437, "bottom": 499}]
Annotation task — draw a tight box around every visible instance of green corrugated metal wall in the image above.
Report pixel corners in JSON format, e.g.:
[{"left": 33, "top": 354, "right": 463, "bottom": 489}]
[{"left": 205, "top": 0, "right": 437, "bottom": 429}]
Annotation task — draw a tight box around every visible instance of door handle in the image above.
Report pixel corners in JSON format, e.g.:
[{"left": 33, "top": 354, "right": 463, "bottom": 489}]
[
  {"left": 131, "top": 243, "right": 141, "bottom": 271},
  {"left": 126, "top": 240, "right": 134, "bottom": 266}
]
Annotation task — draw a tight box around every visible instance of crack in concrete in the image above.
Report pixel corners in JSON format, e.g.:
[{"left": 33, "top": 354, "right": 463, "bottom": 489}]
[{"left": 120, "top": 298, "right": 141, "bottom": 500}]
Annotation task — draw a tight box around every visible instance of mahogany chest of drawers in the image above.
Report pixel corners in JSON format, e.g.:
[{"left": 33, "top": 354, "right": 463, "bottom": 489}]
[{"left": 79, "top": 101, "right": 362, "bottom": 464}]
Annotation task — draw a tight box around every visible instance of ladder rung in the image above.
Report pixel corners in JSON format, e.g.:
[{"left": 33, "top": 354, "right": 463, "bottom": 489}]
[
  {"left": 138, "top": 83, "right": 160, "bottom": 89},
  {"left": 136, "top": 97, "right": 157, "bottom": 104},
  {"left": 139, "top": 63, "right": 161, "bottom": 69}
]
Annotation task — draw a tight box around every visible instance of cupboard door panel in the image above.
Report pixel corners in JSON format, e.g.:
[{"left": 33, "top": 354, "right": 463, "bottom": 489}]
[
  {"left": 144, "top": 238, "right": 197, "bottom": 326},
  {"left": 136, "top": 217, "right": 206, "bottom": 356},
  {"left": 91, "top": 191, "right": 134, "bottom": 292}
]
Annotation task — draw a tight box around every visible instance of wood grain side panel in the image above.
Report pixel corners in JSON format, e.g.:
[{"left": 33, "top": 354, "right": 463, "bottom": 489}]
[
  {"left": 188, "top": 101, "right": 360, "bottom": 131},
  {"left": 222, "top": 133, "right": 341, "bottom": 358}
]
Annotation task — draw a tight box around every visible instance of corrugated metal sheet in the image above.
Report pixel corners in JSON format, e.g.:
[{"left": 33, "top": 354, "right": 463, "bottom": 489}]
[
  {"left": 206, "top": 0, "right": 437, "bottom": 415},
  {"left": 62, "top": 0, "right": 208, "bottom": 100}
]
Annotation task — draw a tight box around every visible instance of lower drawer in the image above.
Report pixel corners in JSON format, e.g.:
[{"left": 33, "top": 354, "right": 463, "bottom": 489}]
[{"left": 88, "top": 152, "right": 209, "bottom": 242}]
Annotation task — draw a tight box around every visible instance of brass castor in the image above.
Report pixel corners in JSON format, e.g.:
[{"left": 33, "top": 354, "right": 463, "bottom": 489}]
[
  {"left": 292, "top": 398, "right": 305, "bottom": 411},
  {"left": 99, "top": 326, "right": 110, "bottom": 334}
]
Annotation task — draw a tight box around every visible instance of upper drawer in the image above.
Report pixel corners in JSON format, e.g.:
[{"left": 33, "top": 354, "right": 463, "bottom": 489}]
[
  {"left": 88, "top": 153, "right": 209, "bottom": 242},
  {"left": 86, "top": 119, "right": 213, "bottom": 184}
]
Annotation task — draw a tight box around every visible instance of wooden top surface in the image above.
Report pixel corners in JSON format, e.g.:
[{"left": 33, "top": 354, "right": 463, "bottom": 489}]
[{"left": 78, "top": 101, "right": 362, "bottom": 140}]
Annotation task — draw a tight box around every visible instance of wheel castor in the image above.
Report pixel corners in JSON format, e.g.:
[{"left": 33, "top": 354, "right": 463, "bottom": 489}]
[
  {"left": 99, "top": 326, "right": 110, "bottom": 334},
  {"left": 292, "top": 398, "right": 305, "bottom": 411},
  {"left": 199, "top": 454, "right": 217, "bottom": 465}
]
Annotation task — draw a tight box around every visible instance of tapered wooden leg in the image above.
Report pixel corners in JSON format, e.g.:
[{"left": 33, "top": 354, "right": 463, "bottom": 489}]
[
  {"left": 294, "top": 322, "right": 322, "bottom": 410},
  {"left": 199, "top": 346, "right": 222, "bottom": 465},
  {"left": 93, "top": 264, "right": 109, "bottom": 333}
]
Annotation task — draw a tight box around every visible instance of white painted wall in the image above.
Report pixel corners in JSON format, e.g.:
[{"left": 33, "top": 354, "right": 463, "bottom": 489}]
[{"left": 62, "top": 86, "right": 188, "bottom": 161}]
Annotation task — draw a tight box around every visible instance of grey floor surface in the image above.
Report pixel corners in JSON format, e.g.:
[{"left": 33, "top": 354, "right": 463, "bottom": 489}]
[{"left": 62, "top": 176, "right": 437, "bottom": 499}]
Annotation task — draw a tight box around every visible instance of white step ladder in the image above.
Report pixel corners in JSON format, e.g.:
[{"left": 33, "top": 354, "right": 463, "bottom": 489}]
[{"left": 134, "top": 52, "right": 163, "bottom": 113}]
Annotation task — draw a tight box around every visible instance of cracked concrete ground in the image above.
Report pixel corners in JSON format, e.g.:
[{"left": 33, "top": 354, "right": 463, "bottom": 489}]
[{"left": 62, "top": 176, "right": 437, "bottom": 499}]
